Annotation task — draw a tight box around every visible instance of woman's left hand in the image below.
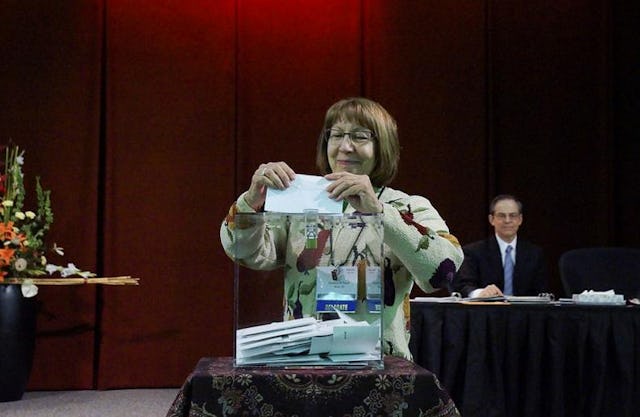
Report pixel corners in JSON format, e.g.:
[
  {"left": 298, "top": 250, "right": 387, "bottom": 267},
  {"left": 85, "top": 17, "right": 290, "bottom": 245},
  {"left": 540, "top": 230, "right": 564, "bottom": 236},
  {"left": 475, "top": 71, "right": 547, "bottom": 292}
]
[{"left": 324, "top": 172, "right": 383, "bottom": 213}]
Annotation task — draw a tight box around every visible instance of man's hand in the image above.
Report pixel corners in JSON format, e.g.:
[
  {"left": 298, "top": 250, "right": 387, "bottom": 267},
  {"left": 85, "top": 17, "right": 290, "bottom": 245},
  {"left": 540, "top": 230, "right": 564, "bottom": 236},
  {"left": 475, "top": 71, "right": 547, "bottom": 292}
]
[{"left": 478, "top": 284, "right": 504, "bottom": 298}]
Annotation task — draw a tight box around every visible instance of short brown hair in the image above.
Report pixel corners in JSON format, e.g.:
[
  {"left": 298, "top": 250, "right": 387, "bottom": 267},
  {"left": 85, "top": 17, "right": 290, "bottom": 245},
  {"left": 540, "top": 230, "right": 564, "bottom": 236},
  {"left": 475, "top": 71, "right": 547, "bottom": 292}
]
[
  {"left": 489, "top": 194, "right": 523, "bottom": 214},
  {"left": 315, "top": 97, "right": 400, "bottom": 187}
]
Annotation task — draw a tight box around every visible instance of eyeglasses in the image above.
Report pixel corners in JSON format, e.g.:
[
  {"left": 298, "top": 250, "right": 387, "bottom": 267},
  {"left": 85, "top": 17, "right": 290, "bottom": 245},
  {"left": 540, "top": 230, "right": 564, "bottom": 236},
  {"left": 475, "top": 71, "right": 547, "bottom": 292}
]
[
  {"left": 492, "top": 212, "right": 521, "bottom": 221},
  {"left": 325, "top": 129, "right": 375, "bottom": 146}
]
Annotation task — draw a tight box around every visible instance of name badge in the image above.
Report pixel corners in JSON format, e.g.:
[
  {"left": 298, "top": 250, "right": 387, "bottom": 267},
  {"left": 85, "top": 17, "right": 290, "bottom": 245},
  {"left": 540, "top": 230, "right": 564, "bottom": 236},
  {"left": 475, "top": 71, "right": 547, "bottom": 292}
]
[
  {"left": 316, "top": 266, "right": 357, "bottom": 312},
  {"left": 365, "top": 266, "right": 382, "bottom": 313}
]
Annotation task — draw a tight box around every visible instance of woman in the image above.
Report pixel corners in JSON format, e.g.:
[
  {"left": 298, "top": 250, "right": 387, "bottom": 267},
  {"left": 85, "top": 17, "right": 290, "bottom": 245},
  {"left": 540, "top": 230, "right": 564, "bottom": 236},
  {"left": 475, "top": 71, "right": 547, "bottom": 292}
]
[{"left": 221, "top": 97, "right": 463, "bottom": 360}]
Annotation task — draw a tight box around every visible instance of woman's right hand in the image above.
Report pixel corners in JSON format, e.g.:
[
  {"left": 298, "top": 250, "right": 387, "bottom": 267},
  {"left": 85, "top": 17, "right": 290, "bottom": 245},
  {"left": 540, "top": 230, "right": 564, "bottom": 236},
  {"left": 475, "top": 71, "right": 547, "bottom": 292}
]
[{"left": 244, "top": 161, "right": 296, "bottom": 211}]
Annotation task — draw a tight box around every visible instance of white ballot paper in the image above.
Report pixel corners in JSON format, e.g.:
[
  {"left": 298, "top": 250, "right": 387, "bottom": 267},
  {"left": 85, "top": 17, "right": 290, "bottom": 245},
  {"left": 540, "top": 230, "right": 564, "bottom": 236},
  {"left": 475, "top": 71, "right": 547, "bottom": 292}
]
[
  {"left": 265, "top": 174, "right": 342, "bottom": 214},
  {"left": 328, "top": 325, "right": 379, "bottom": 355}
]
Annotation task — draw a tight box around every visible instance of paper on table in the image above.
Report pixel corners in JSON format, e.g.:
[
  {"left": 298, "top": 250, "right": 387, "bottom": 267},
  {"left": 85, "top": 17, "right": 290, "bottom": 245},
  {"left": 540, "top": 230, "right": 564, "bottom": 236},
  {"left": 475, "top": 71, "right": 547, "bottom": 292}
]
[
  {"left": 573, "top": 289, "right": 625, "bottom": 305},
  {"left": 265, "top": 174, "right": 342, "bottom": 214},
  {"left": 412, "top": 295, "right": 462, "bottom": 303}
]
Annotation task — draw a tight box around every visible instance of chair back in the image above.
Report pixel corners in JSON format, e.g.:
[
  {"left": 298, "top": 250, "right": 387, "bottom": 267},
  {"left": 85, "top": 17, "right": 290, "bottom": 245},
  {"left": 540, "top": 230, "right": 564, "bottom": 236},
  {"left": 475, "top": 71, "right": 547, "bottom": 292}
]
[{"left": 559, "top": 247, "right": 640, "bottom": 299}]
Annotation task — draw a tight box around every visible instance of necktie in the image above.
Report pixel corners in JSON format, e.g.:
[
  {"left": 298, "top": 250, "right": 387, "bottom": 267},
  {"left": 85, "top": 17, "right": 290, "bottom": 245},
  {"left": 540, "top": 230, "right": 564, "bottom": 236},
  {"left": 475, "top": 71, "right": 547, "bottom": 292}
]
[{"left": 504, "top": 245, "right": 514, "bottom": 295}]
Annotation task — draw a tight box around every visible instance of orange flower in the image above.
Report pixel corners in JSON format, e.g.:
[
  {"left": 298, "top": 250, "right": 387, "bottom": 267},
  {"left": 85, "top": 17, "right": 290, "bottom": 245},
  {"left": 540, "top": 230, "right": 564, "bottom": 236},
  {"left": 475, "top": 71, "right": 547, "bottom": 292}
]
[
  {"left": 0, "top": 221, "right": 16, "bottom": 241},
  {"left": 0, "top": 247, "right": 15, "bottom": 265}
]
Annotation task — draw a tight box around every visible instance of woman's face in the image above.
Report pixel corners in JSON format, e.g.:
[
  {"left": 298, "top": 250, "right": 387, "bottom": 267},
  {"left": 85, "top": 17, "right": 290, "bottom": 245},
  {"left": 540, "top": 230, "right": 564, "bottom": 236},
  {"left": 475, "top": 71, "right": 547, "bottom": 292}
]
[{"left": 327, "top": 121, "right": 376, "bottom": 176}]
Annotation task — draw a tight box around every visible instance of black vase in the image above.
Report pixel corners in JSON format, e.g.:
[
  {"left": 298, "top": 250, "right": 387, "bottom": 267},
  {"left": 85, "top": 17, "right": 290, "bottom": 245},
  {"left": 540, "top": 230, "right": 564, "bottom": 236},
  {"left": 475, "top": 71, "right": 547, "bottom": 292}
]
[{"left": 0, "top": 284, "right": 37, "bottom": 402}]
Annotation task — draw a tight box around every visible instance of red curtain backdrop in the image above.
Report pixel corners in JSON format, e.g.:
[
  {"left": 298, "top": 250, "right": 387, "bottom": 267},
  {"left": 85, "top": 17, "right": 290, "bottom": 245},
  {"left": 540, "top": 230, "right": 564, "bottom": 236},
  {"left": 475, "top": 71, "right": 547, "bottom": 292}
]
[
  {"left": 97, "top": 0, "right": 237, "bottom": 388},
  {"left": 0, "top": 0, "right": 102, "bottom": 389},
  {"left": 0, "top": 0, "right": 637, "bottom": 389},
  {"left": 365, "top": 1, "right": 488, "bottom": 244}
]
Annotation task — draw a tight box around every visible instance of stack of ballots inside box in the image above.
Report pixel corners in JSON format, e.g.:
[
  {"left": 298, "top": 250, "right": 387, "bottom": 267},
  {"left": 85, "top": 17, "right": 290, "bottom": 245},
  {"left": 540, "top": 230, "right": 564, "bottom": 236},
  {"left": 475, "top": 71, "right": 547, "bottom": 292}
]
[{"left": 235, "top": 316, "right": 381, "bottom": 367}]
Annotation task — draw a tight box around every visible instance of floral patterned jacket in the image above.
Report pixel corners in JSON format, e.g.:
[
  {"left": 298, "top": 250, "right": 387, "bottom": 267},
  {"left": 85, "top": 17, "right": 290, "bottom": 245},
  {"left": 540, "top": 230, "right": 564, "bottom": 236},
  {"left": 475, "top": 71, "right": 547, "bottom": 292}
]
[{"left": 220, "top": 186, "right": 463, "bottom": 360}]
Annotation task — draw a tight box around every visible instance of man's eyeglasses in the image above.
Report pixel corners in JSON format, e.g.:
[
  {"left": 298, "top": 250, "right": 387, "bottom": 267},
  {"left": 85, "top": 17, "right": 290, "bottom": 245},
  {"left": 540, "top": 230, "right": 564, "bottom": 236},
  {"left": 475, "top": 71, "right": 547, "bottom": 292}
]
[
  {"left": 492, "top": 212, "right": 521, "bottom": 221},
  {"left": 325, "top": 129, "right": 375, "bottom": 146}
]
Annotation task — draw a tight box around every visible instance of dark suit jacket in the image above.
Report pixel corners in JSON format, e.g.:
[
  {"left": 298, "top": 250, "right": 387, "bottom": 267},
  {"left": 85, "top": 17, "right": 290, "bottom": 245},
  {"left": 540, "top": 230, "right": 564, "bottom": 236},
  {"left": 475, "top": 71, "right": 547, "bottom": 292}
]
[{"left": 453, "top": 235, "right": 549, "bottom": 297}]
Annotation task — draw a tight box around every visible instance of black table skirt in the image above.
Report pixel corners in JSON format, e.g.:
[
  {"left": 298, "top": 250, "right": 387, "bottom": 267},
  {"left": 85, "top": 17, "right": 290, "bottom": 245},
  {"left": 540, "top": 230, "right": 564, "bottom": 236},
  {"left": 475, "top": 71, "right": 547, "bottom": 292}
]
[
  {"left": 409, "top": 302, "right": 640, "bottom": 417},
  {"left": 167, "top": 356, "right": 460, "bottom": 417}
]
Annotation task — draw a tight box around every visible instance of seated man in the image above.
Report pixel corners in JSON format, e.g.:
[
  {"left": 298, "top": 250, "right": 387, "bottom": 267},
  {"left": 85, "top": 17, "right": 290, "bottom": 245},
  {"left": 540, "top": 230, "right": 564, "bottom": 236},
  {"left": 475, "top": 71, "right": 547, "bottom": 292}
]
[{"left": 454, "top": 194, "right": 549, "bottom": 298}]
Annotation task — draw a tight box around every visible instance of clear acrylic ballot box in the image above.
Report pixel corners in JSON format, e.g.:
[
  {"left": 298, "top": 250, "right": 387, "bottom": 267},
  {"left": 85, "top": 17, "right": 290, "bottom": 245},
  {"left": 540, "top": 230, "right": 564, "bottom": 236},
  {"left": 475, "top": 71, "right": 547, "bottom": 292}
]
[{"left": 230, "top": 211, "right": 384, "bottom": 368}]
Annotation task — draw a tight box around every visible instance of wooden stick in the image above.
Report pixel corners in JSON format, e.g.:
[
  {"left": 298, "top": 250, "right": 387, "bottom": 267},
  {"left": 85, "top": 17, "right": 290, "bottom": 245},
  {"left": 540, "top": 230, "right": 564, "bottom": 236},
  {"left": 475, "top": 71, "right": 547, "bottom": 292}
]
[{"left": 1, "top": 276, "right": 140, "bottom": 285}]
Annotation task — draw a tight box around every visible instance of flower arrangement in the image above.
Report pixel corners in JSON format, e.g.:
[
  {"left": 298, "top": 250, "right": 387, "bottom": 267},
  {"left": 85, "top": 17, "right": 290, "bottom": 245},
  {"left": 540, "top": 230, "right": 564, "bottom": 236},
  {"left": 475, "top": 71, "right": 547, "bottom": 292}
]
[
  {"left": 0, "top": 144, "right": 138, "bottom": 293},
  {"left": 0, "top": 144, "right": 97, "bottom": 296}
]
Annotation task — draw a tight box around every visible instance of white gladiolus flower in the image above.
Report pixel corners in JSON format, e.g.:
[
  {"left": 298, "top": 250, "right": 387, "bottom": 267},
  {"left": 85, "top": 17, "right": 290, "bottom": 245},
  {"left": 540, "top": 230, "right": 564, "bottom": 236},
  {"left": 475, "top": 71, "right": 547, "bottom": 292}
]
[
  {"left": 2, "top": 200, "right": 13, "bottom": 207},
  {"left": 25, "top": 211, "right": 36, "bottom": 219},
  {"left": 14, "top": 211, "right": 26, "bottom": 220},
  {"left": 53, "top": 244, "right": 64, "bottom": 256},
  {"left": 61, "top": 263, "right": 80, "bottom": 277},
  {"left": 45, "top": 264, "right": 60, "bottom": 275}
]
